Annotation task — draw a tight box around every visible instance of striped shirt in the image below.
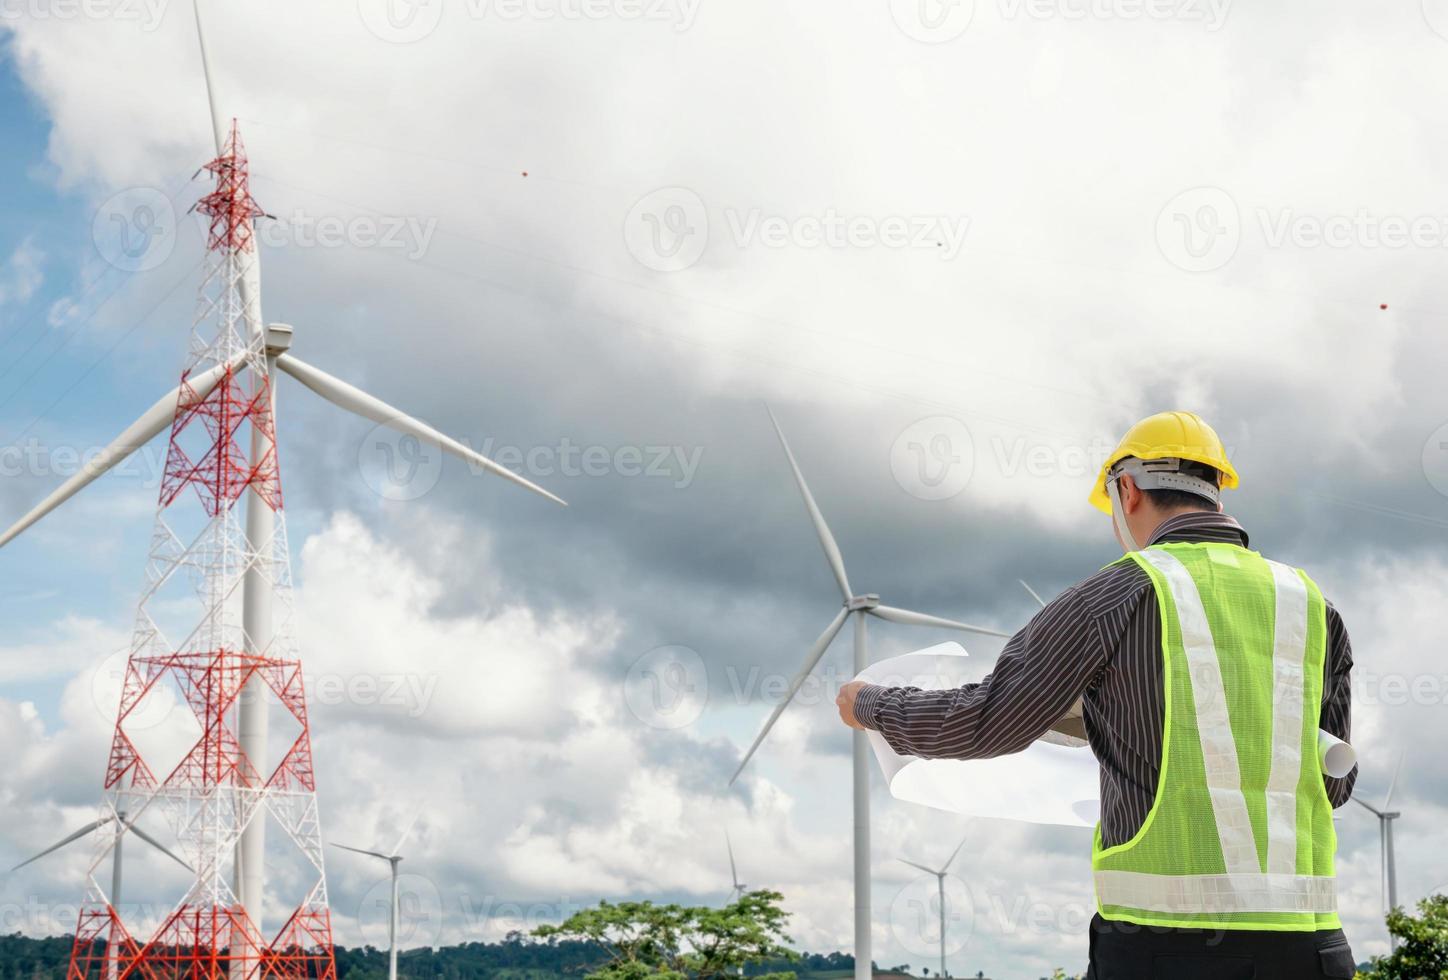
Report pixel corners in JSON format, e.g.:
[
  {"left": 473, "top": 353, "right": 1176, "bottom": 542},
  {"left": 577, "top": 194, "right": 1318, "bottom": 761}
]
[{"left": 853, "top": 511, "right": 1357, "bottom": 847}]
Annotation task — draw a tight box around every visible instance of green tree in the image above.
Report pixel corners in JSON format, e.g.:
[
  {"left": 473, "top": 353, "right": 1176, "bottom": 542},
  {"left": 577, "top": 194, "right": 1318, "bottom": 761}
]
[
  {"left": 532, "top": 891, "right": 798, "bottom": 980},
  {"left": 1359, "top": 895, "right": 1448, "bottom": 979}
]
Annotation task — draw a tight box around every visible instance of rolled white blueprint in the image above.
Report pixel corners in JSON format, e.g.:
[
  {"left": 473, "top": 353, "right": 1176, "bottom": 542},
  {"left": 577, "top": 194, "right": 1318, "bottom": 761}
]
[
  {"left": 1318, "top": 729, "right": 1356, "bottom": 779},
  {"left": 856, "top": 642, "right": 1100, "bottom": 828}
]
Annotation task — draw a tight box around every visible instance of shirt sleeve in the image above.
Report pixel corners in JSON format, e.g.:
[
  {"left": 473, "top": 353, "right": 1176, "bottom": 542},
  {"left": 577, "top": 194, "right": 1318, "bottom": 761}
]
[
  {"left": 852, "top": 582, "right": 1111, "bottom": 760},
  {"left": 1320, "top": 599, "right": 1357, "bottom": 807}
]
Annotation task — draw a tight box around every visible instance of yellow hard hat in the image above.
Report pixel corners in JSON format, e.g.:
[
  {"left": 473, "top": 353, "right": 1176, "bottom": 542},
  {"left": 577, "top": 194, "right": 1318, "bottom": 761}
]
[{"left": 1089, "top": 411, "right": 1238, "bottom": 514}]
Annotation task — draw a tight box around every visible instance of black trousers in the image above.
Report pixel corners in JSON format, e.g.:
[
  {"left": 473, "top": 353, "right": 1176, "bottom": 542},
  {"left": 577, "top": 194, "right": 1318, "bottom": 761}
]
[{"left": 1085, "top": 914, "right": 1356, "bottom": 980}]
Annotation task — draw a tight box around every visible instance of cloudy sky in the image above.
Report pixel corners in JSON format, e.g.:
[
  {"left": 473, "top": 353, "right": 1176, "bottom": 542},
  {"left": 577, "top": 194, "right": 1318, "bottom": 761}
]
[{"left": 2, "top": 0, "right": 1448, "bottom": 975}]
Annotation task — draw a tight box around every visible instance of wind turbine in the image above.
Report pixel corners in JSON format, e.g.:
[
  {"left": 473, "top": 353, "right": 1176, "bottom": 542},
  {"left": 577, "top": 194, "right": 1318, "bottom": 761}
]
[
  {"left": 8, "top": 812, "right": 191, "bottom": 980},
  {"left": 729, "top": 407, "right": 1009, "bottom": 980},
  {"left": 898, "top": 833, "right": 969, "bottom": 980},
  {"left": 1353, "top": 753, "right": 1404, "bottom": 941},
  {"left": 725, "top": 831, "right": 747, "bottom": 902},
  {"left": 0, "top": 0, "right": 565, "bottom": 964},
  {"left": 331, "top": 813, "right": 423, "bottom": 980}
]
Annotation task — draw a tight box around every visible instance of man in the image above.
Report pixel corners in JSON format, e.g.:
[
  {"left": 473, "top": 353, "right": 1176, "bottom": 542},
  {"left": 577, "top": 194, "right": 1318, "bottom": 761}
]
[{"left": 835, "top": 411, "right": 1358, "bottom": 979}]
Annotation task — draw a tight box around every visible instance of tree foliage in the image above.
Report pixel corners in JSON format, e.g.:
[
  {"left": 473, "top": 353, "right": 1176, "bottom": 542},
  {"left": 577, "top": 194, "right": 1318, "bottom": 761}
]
[
  {"left": 1358, "top": 895, "right": 1448, "bottom": 980},
  {"left": 532, "top": 891, "right": 798, "bottom": 980}
]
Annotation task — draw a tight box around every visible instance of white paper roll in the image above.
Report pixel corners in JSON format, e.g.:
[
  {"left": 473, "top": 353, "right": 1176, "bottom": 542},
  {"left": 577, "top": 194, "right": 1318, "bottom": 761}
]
[
  {"left": 856, "top": 643, "right": 1100, "bottom": 828},
  {"left": 1317, "top": 729, "right": 1356, "bottom": 779}
]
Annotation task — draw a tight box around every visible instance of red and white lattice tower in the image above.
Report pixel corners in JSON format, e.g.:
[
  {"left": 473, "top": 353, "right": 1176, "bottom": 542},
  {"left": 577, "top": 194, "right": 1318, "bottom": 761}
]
[{"left": 65, "top": 122, "right": 336, "bottom": 980}]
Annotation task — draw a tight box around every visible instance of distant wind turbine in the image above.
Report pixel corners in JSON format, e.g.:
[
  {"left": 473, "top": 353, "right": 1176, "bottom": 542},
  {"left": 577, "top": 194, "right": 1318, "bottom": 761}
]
[
  {"left": 898, "top": 833, "right": 969, "bottom": 980},
  {"left": 1353, "top": 753, "right": 1404, "bottom": 942},
  {"left": 725, "top": 831, "right": 747, "bottom": 902},
  {"left": 331, "top": 812, "right": 423, "bottom": 980},
  {"left": 8, "top": 811, "right": 191, "bottom": 980},
  {"left": 730, "top": 406, "right": 1009, "bottom": 980}
]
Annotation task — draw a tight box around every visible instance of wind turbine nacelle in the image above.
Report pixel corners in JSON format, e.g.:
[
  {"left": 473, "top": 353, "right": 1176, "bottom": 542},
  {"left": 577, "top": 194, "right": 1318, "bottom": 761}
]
[{"left": 265, "top": 322, "right": 294, "bottom": 355}]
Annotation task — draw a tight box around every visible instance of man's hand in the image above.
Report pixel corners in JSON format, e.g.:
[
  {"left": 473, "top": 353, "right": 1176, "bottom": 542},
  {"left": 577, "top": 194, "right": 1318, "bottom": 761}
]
[{"left": 836, "top": 680, "right": 869, "bottom": 730}]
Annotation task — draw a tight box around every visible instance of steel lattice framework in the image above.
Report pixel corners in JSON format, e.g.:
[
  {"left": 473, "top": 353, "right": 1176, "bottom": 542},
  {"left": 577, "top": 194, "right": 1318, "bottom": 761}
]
[{"left": 66, "top": 124, "right": 336, "bottom": 980}]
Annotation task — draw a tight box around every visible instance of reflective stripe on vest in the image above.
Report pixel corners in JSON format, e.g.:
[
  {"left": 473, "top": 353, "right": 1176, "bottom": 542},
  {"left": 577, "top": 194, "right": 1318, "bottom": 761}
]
[{"left": 1092, "top": 545, "right": 1337, "bottom": 924}]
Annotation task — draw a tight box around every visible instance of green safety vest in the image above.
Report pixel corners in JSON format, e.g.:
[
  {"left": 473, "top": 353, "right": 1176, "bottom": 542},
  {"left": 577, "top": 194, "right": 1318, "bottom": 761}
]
[{"left": 1091, "top": 541, "right": 1340, "bottom": 931}]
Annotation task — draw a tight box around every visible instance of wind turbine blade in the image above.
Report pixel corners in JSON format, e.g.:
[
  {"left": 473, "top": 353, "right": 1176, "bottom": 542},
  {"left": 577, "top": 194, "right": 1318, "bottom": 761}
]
[
  {"left": 126, "top": 822, "right": 194, "bottom": 874},
  {"left": 8, "top": 818, "right": 110, "bottom": 873},
  {"left": 0, "top": 359, "right": 235, "bottom": 551},
  {"left": 191, "top": 0, "right": 225, "bottom": 154},
  {"left": 330, "top": 842, "right": 392, "bottom": 862},
  {"left": 765, "top": 406, "right": 851, "bottom": 601},
  {"left": 898, "top": 858, "right": 937, "bottom": 875},
  {"left": 1351, "top": 795, "right": 1383, "bottom": 817},
  {"left": 1019, "top": 580, "right": 1047, "bottom": 608},
  {"left": 1382, "top": 751, "right": 1404, "bottom": 811},
  {"left": 275, "top": 353, "right": 567, "bottom": 507},
  {"left": 392, "top": 810, "right": 422, "bottom": 856},
  {"left": 728, "top": 607, "right": 851, "bottom": 785},
  {"left": 868, "top": 604, "right": 1011, "bottom": 639},
  {"left": 726, "top": 831, "right": 739, "bottom": 887},
  {"left": 942, "top": 832, "right": 969, "bottom": 872}
]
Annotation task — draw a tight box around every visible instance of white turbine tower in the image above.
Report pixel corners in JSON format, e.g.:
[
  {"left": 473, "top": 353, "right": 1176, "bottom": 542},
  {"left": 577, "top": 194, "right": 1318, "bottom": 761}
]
[
  {"left": 1353, "top": 753, "right": 1404, "bottom": 939},
  {"left": 730, "top": 407, "right": 1009, "bottom": 980},
  {"left": 0, "top": 0, "right": 565, "bottom": 953},
  {"left": 331, "top": 813, "right": 423, "bottom": 980},
  {"left": 726, "top": 831, "right": 747, "bottom": 902},
  {"left": 898, "top": 834, "right": 968, "bottom": 980}
]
